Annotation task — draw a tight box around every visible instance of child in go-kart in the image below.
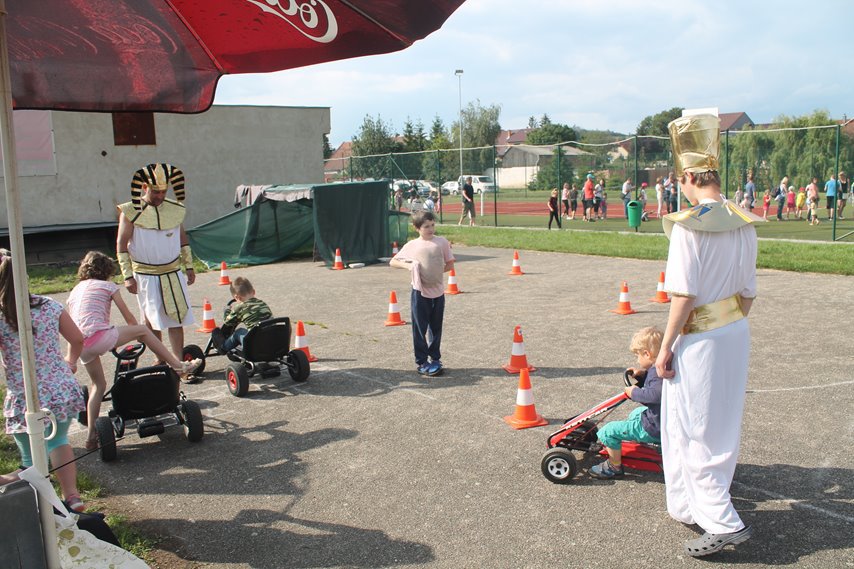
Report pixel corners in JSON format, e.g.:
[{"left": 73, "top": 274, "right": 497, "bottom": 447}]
[
  {"left": 589, "top": 326, "right": 663, "bottom": 479},
  {"left": 211, "top": 277, "right": 273, "bottom": 353}
]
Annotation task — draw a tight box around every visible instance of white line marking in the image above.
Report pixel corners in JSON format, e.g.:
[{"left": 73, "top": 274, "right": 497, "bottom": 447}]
[
  {"left": 747, "top": 380, "right": 854, "bottom": 393},
  {"left": 732, "top": 481, "right": 854, "bottom": 523}
]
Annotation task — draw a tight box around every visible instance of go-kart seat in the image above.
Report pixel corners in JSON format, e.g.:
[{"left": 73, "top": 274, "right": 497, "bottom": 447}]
[
  {"left": 235, "top": 317, "right": 292, "bottom": 363},
  {"left": 111, "top": 366, "right": 181, "bottom": 420}
]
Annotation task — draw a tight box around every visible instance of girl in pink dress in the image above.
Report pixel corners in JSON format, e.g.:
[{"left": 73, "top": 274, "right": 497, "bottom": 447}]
[
  {"left": 66, "top": 252, "right": 201, "bottom": 450},
  {"left": 0, "top": 250, "right": 86, "bottom": 511}
]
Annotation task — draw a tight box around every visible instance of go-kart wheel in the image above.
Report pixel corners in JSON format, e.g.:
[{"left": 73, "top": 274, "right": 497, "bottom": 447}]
[
  {"left": 95, "top": 416, "right": 117, "bottom": 462},
  {"left": 287, "top": 349, "right": 310, "bottom": 382},
  {"left": 225, "top": 363, "right": 250, "bottom": 397},
  {"left": 77, "top": 385, "right": 89, "bottom": 426},
  {"left": 182, "top": 344, "right": 206, "bottom": 375},
  {"left": 541, "top": 448, "right": 578, "bottom": 484},
  {"left": 180, "top": 400, "right": 204, "bottom": 442}
]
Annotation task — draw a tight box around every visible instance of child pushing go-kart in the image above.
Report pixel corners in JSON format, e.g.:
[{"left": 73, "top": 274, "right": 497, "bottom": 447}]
[{"left": 589, "top": 326, "right": 663, "bottom": 479}]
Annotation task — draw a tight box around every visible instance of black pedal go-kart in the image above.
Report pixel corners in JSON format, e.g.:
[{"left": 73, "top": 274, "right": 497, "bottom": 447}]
[
  {"left": 540, "top": 370, "right": 663, "bottom": 483},
  {"left": 199, "top": 316, "right": 310, "bottom": 397},
  {"left": 78, "top": 343, "right": 204, "bottom": 462}
]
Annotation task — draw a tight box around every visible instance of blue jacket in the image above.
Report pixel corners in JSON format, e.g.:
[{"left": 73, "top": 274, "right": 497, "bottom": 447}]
[{"left": 629, "top": 367, "right": 662, "bottom": 440}]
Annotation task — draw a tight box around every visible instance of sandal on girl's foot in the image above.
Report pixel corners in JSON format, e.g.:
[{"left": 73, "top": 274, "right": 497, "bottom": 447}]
[
  {"left": 65, "top": 494, "right": 85, "bottom": 513},
  {"left": 174, "top": 358, "right": 203, "bottom": 375},
  {"left": 85, "top": 437, "right": 99, "bottom": 451},
  {"left": 684, "top": 525, "right": 753, "bottom": 557}
]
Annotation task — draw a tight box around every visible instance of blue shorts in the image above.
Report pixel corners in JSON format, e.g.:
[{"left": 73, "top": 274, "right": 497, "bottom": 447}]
[
  {"left": 13, "top": 419, "right": 72, "bottom": 467},
  {"left": 596, "top": 407, "right": 659, "bottom": 450}
]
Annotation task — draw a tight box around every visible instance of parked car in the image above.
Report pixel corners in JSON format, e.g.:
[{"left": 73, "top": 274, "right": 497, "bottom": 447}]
[
  {"left": 458, "top": 175, "right": 497, "bottom": 194},
  {"left": 414, "top": 180, "right": 434, "bottom": 197},
  {"left": 441, "top": 181, "right": 459, "bottom": 195}
]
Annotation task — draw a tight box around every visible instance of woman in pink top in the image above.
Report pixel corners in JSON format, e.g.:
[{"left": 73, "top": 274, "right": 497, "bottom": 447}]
[{"left": 66, "top": 251, "right": 201, "bottom": 450}]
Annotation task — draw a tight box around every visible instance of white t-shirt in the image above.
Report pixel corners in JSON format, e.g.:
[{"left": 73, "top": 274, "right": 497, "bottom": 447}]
[{"left": 395, "top": 236, "right": 455, "bottom": 299}]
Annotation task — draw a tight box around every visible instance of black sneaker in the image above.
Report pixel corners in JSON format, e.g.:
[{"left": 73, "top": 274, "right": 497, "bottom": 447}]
[{"left": 211, "top": 327, "right": 226, "bottom": 351}]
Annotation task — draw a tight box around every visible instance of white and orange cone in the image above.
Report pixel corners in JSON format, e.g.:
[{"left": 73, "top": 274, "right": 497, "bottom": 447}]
[
  {"left": 649, "top": 271, "right": 670, "bottom": 303},
  {"left": 294, "top": 320, "right": 319, "bottom": 362},
  {"left": 610, "top": 281, "right": 637, "bottom": 315},
  {"left": 217, "top": 261, "right": 231, "bottom": 286},
  {"left": 508, "top": 250, "right": 524, "bottom": 276},
  {"left": 504, "top": 368, "right": 548, "bottom": 429},
  {"left": 196, "top": 298, "right": 217, "bottom": 333},
  {"left": 392, "top": 241, "right": 399, "bottom": 256},
  {"left": 502, "top": 325, "right": 537, "bottom": 374},
  {"left": 384, "top": 291, "right": 407, "bottom": 326},
  {"left": 445, "top": 268, "right": 461, "bottom": 295},
  {"left": 332, "top": 248, "right": 345, "bottom": 270}
]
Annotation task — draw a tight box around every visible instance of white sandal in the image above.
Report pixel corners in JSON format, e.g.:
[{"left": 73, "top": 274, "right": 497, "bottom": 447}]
[{"left": 174, "top": 358, "right": 203, "bottom": 375}]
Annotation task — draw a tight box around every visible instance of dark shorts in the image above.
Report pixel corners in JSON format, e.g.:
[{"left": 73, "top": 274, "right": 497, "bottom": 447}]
[
  {"left": 827, "top": 196, "right": 836, "bottom": 208},
  {"left": 570, "top": 199, "right": 578, "bottom": 211},
  {"left": 462, "top": 200, "right": 476, "bottom": 216}
]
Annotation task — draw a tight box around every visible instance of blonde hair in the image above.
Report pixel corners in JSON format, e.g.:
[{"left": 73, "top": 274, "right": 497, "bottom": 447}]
[{"left": 630, "top": 326, "right": 663, "bottom": 356}]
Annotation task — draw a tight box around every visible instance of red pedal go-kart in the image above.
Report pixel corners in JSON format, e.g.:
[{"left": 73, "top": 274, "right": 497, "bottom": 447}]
[{"left": 541, "top": 370, "right": 663, "bottom": 483}]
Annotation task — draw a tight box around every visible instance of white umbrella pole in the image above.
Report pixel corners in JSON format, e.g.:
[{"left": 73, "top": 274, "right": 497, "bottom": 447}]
[{"left": 0, "top": 2, "right": 61, "bottom": 567}]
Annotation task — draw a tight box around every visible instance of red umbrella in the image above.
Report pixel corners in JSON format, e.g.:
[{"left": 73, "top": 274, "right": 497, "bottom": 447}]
[
  {"left": 0, "top": 1, "right": 464, "bottom": 565},
  {"left": 8, "top": 0, "right": 465, "bottom": 112}
]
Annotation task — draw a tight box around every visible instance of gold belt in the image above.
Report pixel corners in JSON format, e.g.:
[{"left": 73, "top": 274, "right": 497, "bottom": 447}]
[
  {"left": 131, "top": 257, "right": 189, "bottom": 324},
  {"left": 682, "top": 294, "right": 745, "bottom": 335},
  {"left": 132, "top": 257, "right": 181, "bottom": 276}
]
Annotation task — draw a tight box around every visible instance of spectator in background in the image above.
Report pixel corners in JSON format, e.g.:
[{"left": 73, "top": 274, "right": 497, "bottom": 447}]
[
  {"left": 838, "top": 171, "right": 849, "bottom": 219},
  {"left": 569, "top": 184, "right": 579, "bottom": 220},
  {"left": 621, "top": 178, "right": 634, "bottom": 218},
  {"left": 561, "top": 182, "right": 571, "bottom": 219},
  {"left": 656, "top": 177, "right": 665, "bottom": 218},
  {"left": 806, "top": 178, "right": 820, "bottom": 225},
  {"left": 547, "top": 189, "right": 562, "bottom": 230},
  {"left": 639, "top": 182, "right": 649, "bottom": 214},
  {"left": 733, "top": 186, "right": 743, "bottom": 209},
  {"left": 583, "top": 174, "right": 595, "bottom": 222},
  {"left": 795, "top": 186, "right": 807, "bottom": 220},
  {"left": 599, "top": 180, "right": 609, "bottom": 220},
  {"left": 743, "top": 173, "right": 756, "bottom": 211},
  {"left": 668, "top": 172, "right": 679, "bottom": 213},
  {"left": 825, "top": 173, "right": 839, "bottom": 220},
  {"left": 775, "top": 176, "right": 788, "bottom": 221},
  {"left": 785, "top": 186, "right": 796, "bottom": 220},
  {"left": 593, "top": 179, "right": 604, "bottom": 220},
  {"left": 663, "top": 173, "right": 674, "bottom": 213}
]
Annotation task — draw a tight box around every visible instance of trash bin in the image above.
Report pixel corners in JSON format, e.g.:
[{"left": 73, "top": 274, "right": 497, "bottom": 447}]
[{"left": 627, "top": 200, "right": 642, "bottom": 230}]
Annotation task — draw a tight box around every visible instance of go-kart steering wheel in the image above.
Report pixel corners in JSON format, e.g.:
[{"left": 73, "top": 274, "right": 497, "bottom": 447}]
[
  {"left": 111, "top": 343, "right": 146, "bottom": 361},
  {"left": 623, "top": 369, "right": 647, "bottom": 388}
]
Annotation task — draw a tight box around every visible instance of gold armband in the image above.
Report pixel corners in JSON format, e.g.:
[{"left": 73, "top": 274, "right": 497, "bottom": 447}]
[
  {"left": 117, "top": 251, "right": 134, "bottom": 280},
  {"left": 179, "top": 244, "right": 194, "bottom": 271}
]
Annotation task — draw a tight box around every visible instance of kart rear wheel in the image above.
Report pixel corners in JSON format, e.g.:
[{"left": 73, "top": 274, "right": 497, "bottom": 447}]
[
  {"left": 182, "top": 344, "right": 206, "bottom": 375},
  {"left": 77, "top": 385, "right": 89, "bottom": 426},
  {"left": 180, "top": 400, "right": 204, "bottom": 442},
  {"left": 541, "top": 448, "right": 577, "bottom": 484},
  {"left": 95, "top": 416, "right": 117, "bottom": 462},
  {"left": 225, "top": 363, "right": 250, "bottom": 397},
  {"left": 287, "top": 349, "right": 310, "bottom": 382}
]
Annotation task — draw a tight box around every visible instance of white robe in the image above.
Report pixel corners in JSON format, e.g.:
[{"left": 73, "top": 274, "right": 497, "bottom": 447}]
[
  {"left": 128, "top": 226, "right": 195, "bottom": 330},
  {"left": 662, "top": 217, "right": 757, "bottom": 534}
]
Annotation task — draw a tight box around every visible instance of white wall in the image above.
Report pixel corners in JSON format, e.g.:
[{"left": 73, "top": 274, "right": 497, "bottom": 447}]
[
  {"left": 498, "top": 166, "right": 538, "bottom": 189},
  {"left": 0, "top": 105, "right": 330, "bottom": 230}
]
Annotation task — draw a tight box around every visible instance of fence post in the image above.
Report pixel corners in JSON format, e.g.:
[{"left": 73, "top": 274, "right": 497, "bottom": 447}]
[
  {"left": 724, "top": 129, "right": 729, "bottom": 199},
  {"left": 833, "top": 124, "right": 840, "bottom": 240},
  {"left": 349, "top": 156, "right": 353, "bottom": 182},
  {"left": 633, "top": 134, "right": 639, "bottom": 199},
  {"left": 436, "top": 150, "right": 443, "bottom": 223},
  {"left": 493, "top": 145, "right": 498, "bottom": 227}
]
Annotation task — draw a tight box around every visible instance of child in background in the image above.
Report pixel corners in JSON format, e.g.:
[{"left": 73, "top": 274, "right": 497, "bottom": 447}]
[
  {"left": 547, "top": 189, "right": 561, "bottom": 229},
  {"left": 211, "top": 277, "right": 273, "bottom": 352},
  {"left": 762, "top": 189, "right": 771, "bottom": 220},
  {"left": 589, "top": 326, "right": 663, "bottom": 479},
  {"left": 66, "top": 251, "right": 202, "bottom": 450},
  {"left": 390, "top": 211, "right": 455, "bottom": 376},
  {"left": 785, "top": 186, "right": 796, "bottom": 219},
  {"left": 795, "top": 187, "right": 807, "bottom": 220},
  {"left": 0, "top": 249, "right": 86, "bottom": 511}
]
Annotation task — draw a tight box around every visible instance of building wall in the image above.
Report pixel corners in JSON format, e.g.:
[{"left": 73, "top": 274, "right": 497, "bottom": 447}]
[
  {"left": 498, "top": 166, "right": 538, "bottom": 189},
  {"left": 0, "top": 105, "right": 330, "bottom": 230}
]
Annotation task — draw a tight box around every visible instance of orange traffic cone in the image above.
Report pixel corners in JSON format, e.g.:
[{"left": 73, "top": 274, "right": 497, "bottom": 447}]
[
  {"left": 384, "top": 291, "right": 407, "bottom": 326},
  {"left": 332, "top": 248, "right": 345, "bottom": 270},
  {"left": 502, "top": 325, "right": 537, "bottom": 374},
  {"left": 610, "top": 281, "right": 637, "bottom": 315},
  {"left": 649, "top": 271, "right": 670, "bottom": 304},
  {"left": 504, "top": 368, "right": 548, "bottom": 429},
  {"left": 196, "top": 298, "right": 217, "bottom": 332},
  {"left": 445, "top": 268, "right": 461, "bottom": 295},
  {"left": 508, "top": 250, "right": 524, "bottom": 276},
  {"left": 217, "top": 261, "right": 231, "bottom": 286},
  {"left": 392, "top": 241, "right": 399, "bottom": 256},
  {"left": 294, "top": 320, "right": 319, "bottom": 362}
]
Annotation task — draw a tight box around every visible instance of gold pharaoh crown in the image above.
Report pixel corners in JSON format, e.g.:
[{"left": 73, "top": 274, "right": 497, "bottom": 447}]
[
  {"left": 667, "top": 114, "right": 721, "bottom": 177},
  {"left": 130, "top": 163, "right": 185, "bottom": 210}
]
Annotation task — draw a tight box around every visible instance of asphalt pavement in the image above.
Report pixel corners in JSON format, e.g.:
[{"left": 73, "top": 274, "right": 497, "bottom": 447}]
[{"left": 63, "top": 244, "right": 854, "bottom": 568}]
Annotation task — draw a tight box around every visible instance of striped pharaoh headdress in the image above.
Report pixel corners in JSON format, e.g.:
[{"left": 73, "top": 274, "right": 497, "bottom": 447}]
[{"left": 130, "top": 163, "right": 185, "bottom": 210}]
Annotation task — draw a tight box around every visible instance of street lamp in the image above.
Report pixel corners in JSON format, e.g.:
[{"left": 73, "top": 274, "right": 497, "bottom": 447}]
[{"left": 455, "top": 69, "right": 463, "bottom": 185}]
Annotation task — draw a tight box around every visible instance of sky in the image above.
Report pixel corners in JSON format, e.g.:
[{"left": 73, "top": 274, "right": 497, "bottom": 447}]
[{"left": 214, "top": 0, "right": 853, "bottom": 148}]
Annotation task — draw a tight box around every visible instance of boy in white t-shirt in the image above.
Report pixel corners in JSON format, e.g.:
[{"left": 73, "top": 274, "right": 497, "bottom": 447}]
[{"left": 389, "top": 212, "right": 455, "bottom": 376}]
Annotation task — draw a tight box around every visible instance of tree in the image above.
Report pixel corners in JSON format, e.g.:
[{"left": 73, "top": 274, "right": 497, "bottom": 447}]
[
  {"left": 636, "top": 107, "right": 683, "bottom": 157},
  {"left": 526, "top": 122, "right": 577, "bottom": 146},
  {"left": 422, "top": 115, "right": 457, "bottom": 184},
  {"left": 528, "top": 147, "right": 573, "bottom": 191},
  {"left": 322, "top": 134, "right": 333, "bottom": 159},
  {"left": 451, "top": 100, "right": 501, "bottom": 174},
  {"left": 350, "top": 114, "right": 400, "bottom": 179},
  {"left": 527, "top": 116, "right": 539, "bottom": 129}
]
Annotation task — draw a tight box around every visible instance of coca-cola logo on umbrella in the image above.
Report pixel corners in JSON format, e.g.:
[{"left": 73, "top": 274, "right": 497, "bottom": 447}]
[{"left": 244, "top": 0, "right": 338, "bottom": 43}]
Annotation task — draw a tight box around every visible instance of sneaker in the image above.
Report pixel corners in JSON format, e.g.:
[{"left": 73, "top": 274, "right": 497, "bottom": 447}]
[
  {"left": 210, "top": 327, "right": 226, "bottom": 351},
  {"left": 589, "top": 460, "right": 624, "bottom": 479},
  {"left": 417, "top": 363, "right": 431, "bottom": 375},
  {"left": 426, "top": 361, "right": 443, "bottom": 376}
]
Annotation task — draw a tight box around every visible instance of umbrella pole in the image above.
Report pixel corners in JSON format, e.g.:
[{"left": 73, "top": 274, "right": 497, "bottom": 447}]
[{"left": 0, "top": 2, "right": 62, "bottom": 567}]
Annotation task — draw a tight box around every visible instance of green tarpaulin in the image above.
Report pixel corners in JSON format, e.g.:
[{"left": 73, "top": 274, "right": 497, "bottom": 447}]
[{"left": 187, "top": 181, "right": 407, "bottom": 268}]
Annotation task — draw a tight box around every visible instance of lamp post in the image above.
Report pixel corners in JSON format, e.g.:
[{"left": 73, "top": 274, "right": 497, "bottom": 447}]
[{"left": 455, "top": 69, "right": 463, "bottom": 185}]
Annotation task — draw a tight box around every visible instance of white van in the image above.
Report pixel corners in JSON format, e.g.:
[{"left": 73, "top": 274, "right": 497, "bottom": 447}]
[{"left": 458, "top": 175, "right": 497, "bottom": 194}]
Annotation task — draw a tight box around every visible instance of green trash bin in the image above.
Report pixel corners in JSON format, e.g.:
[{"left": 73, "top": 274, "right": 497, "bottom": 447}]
[{"left": 627, "top": 200, "right": 642, "bottom": 230}]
